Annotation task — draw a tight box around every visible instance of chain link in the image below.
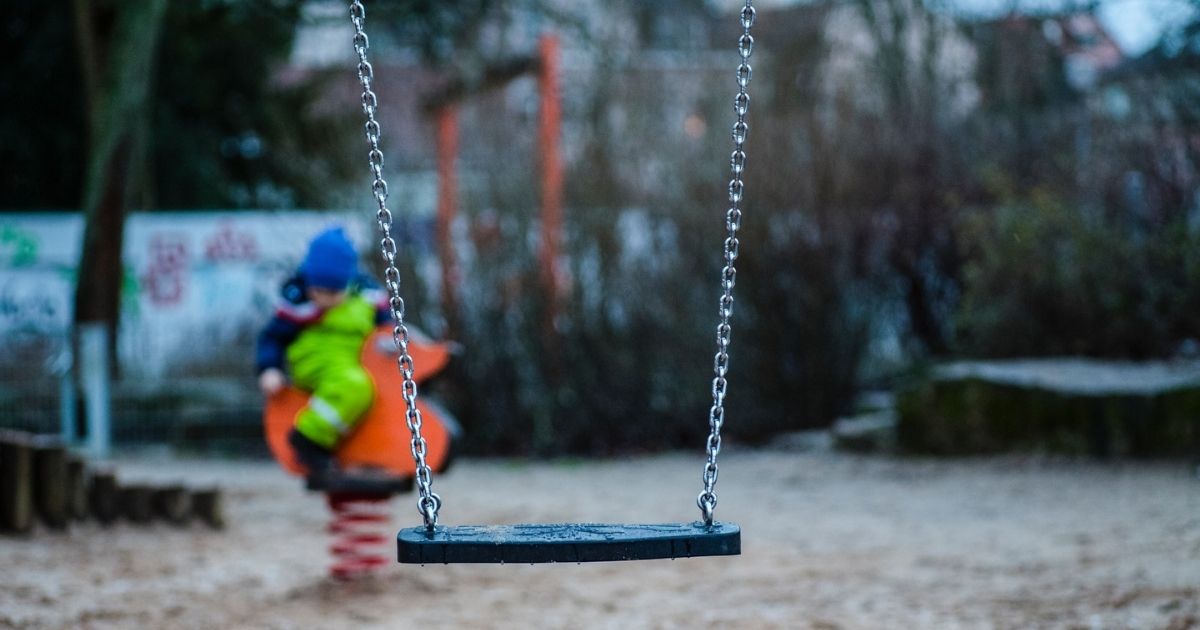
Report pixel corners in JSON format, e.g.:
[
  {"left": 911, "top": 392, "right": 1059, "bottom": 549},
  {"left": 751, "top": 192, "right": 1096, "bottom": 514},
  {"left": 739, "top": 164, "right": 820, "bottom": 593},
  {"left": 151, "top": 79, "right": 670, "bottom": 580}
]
[
  {"left": 698, "top": 0, "right": 755, "bottom": 526},
  {"left": 349, "top": 0, "right": 441, "bottom": 531}
]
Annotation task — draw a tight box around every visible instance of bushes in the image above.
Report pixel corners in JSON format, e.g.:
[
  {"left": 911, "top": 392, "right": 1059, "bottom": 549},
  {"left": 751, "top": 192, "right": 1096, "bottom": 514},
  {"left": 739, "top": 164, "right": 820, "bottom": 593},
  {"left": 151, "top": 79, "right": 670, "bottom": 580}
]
[
  {"left": 436, "top": 207, "right": 872, "bottom": 456},
  {"left": 954, "top": 199, "right": 1200, "bottom": 359},
  {"left": 734, "top": 217, "right": 876, "bottom": 440}
]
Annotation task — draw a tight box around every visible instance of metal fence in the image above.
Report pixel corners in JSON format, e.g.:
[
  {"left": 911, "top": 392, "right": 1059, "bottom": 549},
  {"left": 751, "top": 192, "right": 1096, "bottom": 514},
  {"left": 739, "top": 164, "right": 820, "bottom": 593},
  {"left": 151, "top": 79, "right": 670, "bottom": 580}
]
[
  {"left": 0, "top": 329, "right": 72, "bottom": 438},
  {"left": 0, "top": 326, "right": 267, "bottom": 456},
  {"left": 0, "top": 210, "right": 395, "bottom": 456}
]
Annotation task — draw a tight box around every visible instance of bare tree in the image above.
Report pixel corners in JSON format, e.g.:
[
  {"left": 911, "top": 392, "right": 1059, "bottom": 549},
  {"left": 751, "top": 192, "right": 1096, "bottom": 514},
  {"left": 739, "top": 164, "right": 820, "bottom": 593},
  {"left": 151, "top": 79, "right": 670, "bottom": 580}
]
[{"left": 72, "top": 0, "right": 168, "bottom": 361}]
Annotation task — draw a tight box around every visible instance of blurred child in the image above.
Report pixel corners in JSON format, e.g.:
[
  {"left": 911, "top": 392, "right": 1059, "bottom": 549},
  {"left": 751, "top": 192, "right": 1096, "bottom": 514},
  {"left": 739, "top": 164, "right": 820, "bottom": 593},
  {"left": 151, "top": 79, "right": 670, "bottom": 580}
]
[{"left": 256, "top": 226, "right": 390, "bottom": 482}]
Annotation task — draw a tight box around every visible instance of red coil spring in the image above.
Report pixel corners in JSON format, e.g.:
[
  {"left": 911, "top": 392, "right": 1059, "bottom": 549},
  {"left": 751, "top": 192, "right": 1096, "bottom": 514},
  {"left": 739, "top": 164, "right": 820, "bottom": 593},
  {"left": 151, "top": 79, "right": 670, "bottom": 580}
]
[{"left": 327, "top": 492, "right": 391, "bottom": 580}]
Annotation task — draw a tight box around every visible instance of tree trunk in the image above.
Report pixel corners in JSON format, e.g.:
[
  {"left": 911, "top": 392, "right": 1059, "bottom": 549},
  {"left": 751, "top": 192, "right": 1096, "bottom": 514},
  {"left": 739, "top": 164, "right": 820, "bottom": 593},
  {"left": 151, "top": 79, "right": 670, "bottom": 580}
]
[
  {"left": 899, "top": 260, "right": 949, "bottom": 356},
  {"left": 71, "top": 0, "right": 168, "bottom": 368}
]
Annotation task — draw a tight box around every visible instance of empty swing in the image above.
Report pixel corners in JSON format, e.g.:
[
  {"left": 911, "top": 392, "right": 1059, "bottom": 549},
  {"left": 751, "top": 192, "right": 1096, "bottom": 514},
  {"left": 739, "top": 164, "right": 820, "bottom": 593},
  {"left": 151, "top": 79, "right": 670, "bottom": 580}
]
[{"left": 347, "top": 0, "right": 759, "bottom": 564}]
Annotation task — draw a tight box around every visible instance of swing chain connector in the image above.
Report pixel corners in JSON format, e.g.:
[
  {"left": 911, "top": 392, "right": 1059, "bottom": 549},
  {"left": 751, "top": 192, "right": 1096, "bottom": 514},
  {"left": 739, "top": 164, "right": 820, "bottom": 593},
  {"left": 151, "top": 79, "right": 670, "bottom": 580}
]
[
  {"left": 349, "top": 0, "right": 441, "bottom": 530},
  {"left": 697, "top": 490, "right": 717, "bottom": 527},
  {"left": 698, "top": 0, "right": 754, "bottom": 526},
  {"left": 419, "top": 493, "right": 441, "bottom": 532}
]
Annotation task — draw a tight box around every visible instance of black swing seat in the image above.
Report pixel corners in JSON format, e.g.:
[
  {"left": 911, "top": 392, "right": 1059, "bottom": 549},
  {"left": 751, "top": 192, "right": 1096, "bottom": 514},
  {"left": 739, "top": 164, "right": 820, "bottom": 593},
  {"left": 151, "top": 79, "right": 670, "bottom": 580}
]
[{"left": 397, "top": 521, "right": 740, "bottom": 564}]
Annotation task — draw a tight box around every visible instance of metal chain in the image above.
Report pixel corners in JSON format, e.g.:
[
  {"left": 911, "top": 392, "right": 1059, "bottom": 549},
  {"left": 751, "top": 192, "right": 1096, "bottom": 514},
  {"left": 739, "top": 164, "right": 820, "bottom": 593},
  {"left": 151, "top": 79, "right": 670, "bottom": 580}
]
[
  {"left": 349, "top": 0, "right": 441, "bottom": 531},
  {"left": 349, "top": 0, "right": 752, "bottom": 530},
  {"left": 698, "top": 0, "right": 755, "bottom": 526}
]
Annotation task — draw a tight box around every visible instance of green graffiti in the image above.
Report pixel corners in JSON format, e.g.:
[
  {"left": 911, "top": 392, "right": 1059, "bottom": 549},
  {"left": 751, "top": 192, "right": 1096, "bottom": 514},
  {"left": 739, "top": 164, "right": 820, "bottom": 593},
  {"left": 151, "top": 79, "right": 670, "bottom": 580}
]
[
  {"left": 122, "top": 266, "right": 141, "bottom": 319},
  {"left": 52, "top": 264, "right": 143, "bottom": 320},
  {"left": 0, "top": 225, "right": 40, "bottom": 267}
]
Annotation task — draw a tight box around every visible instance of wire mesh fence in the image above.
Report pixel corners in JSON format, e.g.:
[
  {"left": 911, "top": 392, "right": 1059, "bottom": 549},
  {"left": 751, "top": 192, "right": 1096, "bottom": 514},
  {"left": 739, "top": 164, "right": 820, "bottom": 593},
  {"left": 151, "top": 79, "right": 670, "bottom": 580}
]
[
  {"left": 0, "top": 331, "right": 72, "bottom": 438},
  {"left": 0, "top": 210, "right": 402, "bottom": 455}
]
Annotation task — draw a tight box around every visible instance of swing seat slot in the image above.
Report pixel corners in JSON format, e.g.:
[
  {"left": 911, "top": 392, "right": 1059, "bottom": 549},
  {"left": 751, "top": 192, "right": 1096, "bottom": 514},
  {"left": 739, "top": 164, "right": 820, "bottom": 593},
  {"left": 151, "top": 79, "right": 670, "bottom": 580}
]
[{"left": 398, "top": 521, "right": 740, "bottom": 564}]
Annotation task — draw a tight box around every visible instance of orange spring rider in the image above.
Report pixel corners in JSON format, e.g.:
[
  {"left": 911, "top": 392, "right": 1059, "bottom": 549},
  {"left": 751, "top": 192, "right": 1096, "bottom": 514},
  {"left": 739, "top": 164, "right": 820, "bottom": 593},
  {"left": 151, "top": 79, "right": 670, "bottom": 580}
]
[{"left": 263, "top": 327, "right": 457, "bottom": 578}]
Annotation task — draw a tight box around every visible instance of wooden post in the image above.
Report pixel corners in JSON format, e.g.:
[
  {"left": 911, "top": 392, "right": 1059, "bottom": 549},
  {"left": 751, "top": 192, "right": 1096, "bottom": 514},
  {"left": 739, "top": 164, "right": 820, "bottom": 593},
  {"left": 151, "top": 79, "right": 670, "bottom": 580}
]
[
  {"left": 31, "top": 436, "right": 69, "bottom": 530},
  {"left": 191, "top": 488, "right": 224, "bottom": 529},
  {"left": 119, "top": 485, "right": 154, "bottom": 523},
  {"left": 151, "top": 485, "right": 192, "bottom": 524},
  {"left": 0, "top": 432, "right": 34, "bottom": 534},
  {"left": 88, "top": 471, "right": 120, "bottom": 525},
  {"left": 436, "top": 105, "right": 462, "bottom": 339},
  {"left": 66, "top": 457, "right": 89, "bottom": 521}
]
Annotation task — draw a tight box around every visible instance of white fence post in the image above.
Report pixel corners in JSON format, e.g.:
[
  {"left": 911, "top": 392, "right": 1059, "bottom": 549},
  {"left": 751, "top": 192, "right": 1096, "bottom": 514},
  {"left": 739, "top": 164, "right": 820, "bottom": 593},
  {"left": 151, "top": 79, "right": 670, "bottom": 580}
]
[
  {"left": 54, "top": 346, "right": 77, "bottom": 445},
  {"left": 78, "top": 323, "right": 112, "bottom": 459}
]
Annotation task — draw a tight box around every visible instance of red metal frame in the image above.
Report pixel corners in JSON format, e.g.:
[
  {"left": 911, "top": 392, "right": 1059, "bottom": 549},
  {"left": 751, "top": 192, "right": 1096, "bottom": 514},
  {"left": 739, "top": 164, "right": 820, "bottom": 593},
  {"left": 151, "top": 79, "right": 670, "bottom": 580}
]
[
  {"left": 538, "top": 34, "right": 564, "bottom": 336},
  {"left": 436, "top": 105, "right": 462, "bottom": 338},
  {"left": 432, "top": 34, "right": 564, "bottom": 347}
]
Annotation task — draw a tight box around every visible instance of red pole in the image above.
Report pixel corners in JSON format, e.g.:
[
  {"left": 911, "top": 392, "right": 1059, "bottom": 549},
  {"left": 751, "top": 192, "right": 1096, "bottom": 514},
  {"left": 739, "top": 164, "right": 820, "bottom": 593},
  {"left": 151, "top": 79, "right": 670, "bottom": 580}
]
[
  {"left": 538, "top": 34, "right": 564, "bottom": 341},
  {"left": 436, "top": 105, "right": 461, "bottom": 339}
]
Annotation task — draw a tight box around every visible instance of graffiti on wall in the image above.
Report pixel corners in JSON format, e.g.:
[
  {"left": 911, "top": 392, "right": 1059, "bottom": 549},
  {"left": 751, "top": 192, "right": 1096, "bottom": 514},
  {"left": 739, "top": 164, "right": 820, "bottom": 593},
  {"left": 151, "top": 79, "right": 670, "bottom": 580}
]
[
  {"left": 0, "top": 275, "right": 64, "bottom": 334},
  {"left": 1, "top": 212, "right": 367, "bottom": 378},
  {"left": 204, "top": 223, "right": 259, "bottom": 263},
  {"left": 0, "top": 225, "right": 39, "bottom": 267},
  {"left": 141, "top": 233, "right": 190, "bottom": 307}
]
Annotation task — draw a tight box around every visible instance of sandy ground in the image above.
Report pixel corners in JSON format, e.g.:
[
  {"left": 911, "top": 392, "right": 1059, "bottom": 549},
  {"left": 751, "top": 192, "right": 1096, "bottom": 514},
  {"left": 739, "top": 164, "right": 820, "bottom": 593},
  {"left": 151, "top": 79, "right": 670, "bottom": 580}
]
[{"left": 2, "top": 449, "right": 1198, "bottom": 630}]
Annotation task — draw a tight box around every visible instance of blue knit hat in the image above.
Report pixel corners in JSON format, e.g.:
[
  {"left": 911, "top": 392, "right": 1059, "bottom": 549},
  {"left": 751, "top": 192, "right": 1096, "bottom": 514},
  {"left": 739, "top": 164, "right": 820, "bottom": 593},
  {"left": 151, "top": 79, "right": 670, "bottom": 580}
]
[{"left": 300, "top": 227, "right": 358, "bottom": 290}]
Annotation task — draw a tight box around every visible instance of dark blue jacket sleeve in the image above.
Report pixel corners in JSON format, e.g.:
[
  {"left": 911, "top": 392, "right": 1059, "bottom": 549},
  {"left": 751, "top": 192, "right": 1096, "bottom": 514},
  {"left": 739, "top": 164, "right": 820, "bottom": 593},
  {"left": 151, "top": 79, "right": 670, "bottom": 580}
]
[
  {"left": 374, "top": 303, "right": 392, "bottom": 326},
  {"left": 255, "top": 316, "right": 301, "bottom": 374}
]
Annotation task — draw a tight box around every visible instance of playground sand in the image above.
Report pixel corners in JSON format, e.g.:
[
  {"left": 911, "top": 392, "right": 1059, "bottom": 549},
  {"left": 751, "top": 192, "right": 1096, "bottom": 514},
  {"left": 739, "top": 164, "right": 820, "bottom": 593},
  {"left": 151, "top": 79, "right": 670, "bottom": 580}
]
[{"left": 2, "top": 451, "right": 1197, "bottom": 629}]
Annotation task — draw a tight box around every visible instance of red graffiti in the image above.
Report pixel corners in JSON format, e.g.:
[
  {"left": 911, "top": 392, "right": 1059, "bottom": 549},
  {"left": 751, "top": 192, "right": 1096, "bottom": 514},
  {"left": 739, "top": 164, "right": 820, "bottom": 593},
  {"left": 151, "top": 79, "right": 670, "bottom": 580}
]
[
  {"left": 142, "top": 234, "right": 189, "bottom": 306},
  {"left": 205, "top": 223, "right": 259, "bottom": 262}
]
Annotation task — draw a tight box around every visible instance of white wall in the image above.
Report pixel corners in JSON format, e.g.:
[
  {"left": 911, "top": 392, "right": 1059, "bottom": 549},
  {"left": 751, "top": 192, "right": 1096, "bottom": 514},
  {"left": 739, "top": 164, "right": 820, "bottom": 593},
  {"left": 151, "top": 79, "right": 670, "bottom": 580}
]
[{"left": 0, "top": 211, "right": 374, "bottom": 378}]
